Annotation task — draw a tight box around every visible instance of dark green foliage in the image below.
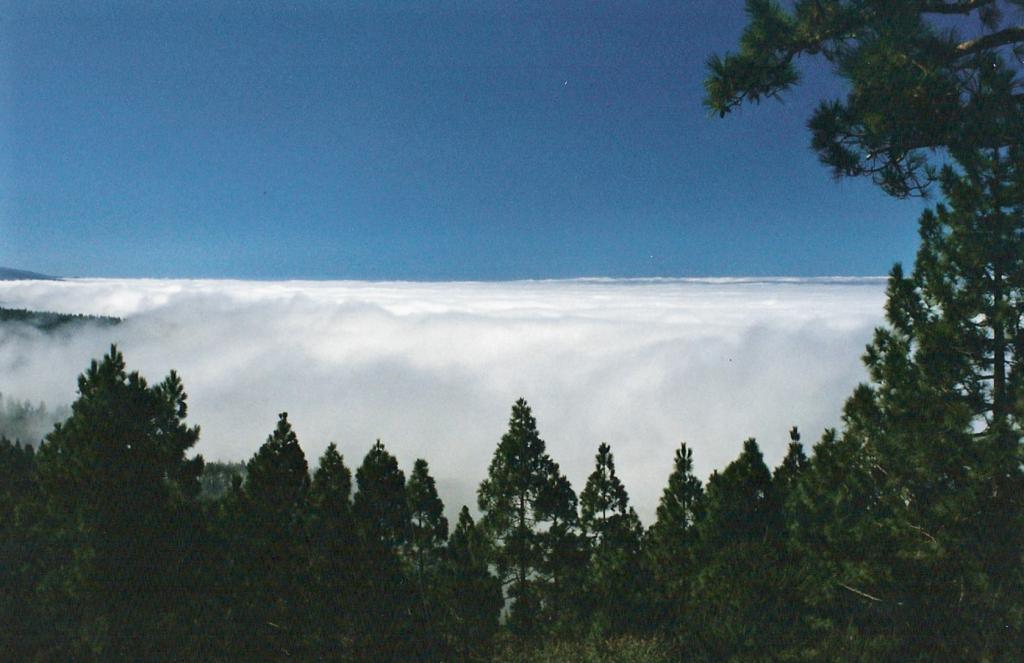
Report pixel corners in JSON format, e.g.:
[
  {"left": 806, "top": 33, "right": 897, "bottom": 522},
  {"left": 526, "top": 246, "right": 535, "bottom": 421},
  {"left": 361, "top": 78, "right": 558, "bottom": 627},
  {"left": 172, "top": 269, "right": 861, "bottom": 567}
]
[
  {"left": 645, "top": 442, "right": 704, "bottom": 636},
  {"left": 437, "top": 506, "right": 503, "bottom": 660},
  {"left": 223, "top": 412, "right": 313, "bottom": 659},
  {"left": 405, "top": 458, "right": 449, "bottom": 658},
  {"left": 709, "top": 11, "right": 1024, "bottom": 653},
  {"left": 32, "top": 346, "right": 205, "bottom": 659},
  {"left": 580, "top": 443, "right": 644, "bottom": 636},
  {"left": 407, "top": 457, "right": 449, "bottom": 579},
  {"left": 492, "top": 633, "right": 675, "bottom": 663},
  {"left": 706, "top": 0, "right": 1024, "bottom": 197},
  {"left": 0, "top": 437, "right": 48, "bottom": 658},
  {"left": 307, "top": 443, "right": 360, "bottom": 658},
  {"left": 354, "top": 439, "right": 411, "bottom": 548},
  {"left": 478, "top": 398, "right": 581, "bottom": 637},
  {"left": 350, "top": 439, "right": 419, "bottom": 661},
  {"left": 772, "top": 426, "right": 808, "bottom": 505},
  {"left": 785, "top": 149, "right": 1024, "bottom": 660},
  {"left": 311, "top": 442, "right": 353, "bottom": 518},
  {"left": 0, "top": 306, "right": 120, "bottom": 331},
  {"left": 688, "top": 439, "right": 802, "bottom": 661}
]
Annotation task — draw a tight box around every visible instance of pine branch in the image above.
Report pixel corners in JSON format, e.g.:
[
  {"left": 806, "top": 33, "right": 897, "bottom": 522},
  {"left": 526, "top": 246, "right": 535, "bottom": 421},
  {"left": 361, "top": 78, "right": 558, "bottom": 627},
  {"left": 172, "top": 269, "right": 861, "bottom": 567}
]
[
  {"left": 955, "top": 26, "right": 1024, "bottom": 55},
  {"left": 921, "top": 0, "right": 996, "bottom": 15}
]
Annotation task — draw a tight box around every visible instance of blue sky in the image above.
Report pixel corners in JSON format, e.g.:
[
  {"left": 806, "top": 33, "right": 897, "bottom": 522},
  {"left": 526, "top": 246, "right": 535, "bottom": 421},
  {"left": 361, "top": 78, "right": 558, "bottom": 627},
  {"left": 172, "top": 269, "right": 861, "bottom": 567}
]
[{"left": 1, "top": 1, "right": 928, "bottom": 280}]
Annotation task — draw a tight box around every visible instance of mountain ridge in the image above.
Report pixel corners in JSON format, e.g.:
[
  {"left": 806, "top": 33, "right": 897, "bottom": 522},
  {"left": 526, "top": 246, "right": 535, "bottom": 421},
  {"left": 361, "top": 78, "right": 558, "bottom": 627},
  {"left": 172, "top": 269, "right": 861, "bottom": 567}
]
[{"left": 0, "top": 266, "right": 59, "bottom": 281}]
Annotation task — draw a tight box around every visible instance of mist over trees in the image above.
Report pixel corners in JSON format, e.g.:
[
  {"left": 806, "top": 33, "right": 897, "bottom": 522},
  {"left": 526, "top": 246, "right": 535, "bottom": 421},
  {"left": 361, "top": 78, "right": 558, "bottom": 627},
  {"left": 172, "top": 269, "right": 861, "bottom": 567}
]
[
  {"left": 4, "top": 270, "right": 1024, "bottom": 659},
  {"left": 0, "top": 392, "right": 69, "bottom": 447}
]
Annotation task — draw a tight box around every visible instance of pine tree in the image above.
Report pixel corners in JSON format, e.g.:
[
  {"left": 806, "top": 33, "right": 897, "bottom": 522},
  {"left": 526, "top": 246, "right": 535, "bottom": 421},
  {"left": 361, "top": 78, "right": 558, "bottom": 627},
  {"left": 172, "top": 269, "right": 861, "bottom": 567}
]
[
  {"left": 794, "top": 149, "right": 1024, "bottom": 659},
  {"left": 785, "top": 426, "right": 901, "bottom": 660},
  {"left": 706, "top": 0, "right": 1024, "bottom": 198},
  {"left": 33, "top": 346, "right": 205, "bottom": 659},
  {"left": 437, "top": 506, "right": 503, "bottom": 661},
  {"left": 690, "top": 438, "right": 796, "bottom": 660},
  {"left": 537, "top": 469, "right": 586, "bottom": 636},
  {"left": 645, "top": 442, "right": 704, "bottom": 635},
  {"left": 405, "top": 458, "right": 449, "bottom": 659},
  {"left": 406, "top": 458, "right": 449, "bottom": 583},
  {"left": 246, "top": 412, "right": 310, "bottom": 513},
  {"left": 580, "top": 443, "right": 644, "bottom": 635},
  {"left": 773, "top": 426, "right": 809, "bottom": 511},
  {"left": 307, "top": 443, "right": 358, "bottom": 658},
  {"left": 351, "top": 439, "right": 417, "bottom": 661},
  {"left": 0, "top": 438, "right": 49, "bottom": 659},
  {"left": 477, "top": 398, "right": 579, "bottom": 637},
  {"left": 354, "top": 439, "right": 410, "bottom": 549},
  {"left": 228, "top": 412, "right": 312, "bottom": 659}
]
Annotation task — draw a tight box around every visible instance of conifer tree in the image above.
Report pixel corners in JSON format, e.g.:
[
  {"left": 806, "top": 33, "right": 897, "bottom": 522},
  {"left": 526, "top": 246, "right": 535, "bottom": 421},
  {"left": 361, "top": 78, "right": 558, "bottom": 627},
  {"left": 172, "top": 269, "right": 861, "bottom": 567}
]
[
  {"left": 477, "top": 398, "right": 579, "bottom": 636},
  {"left": 246, "top": 412, "right": 311, "bottom": 517},
  {"left": 794, "top": 149, "right": 1024, "bottom": 659},
  {"left": 308, "top": 443, "right": 358, "bottom": 658},
  {"left": 229, "top": 412, "right": 312, "bottom": 659},
  {"left": 645, "top": 442, "right": 704, "bottom": 635},
  {"left": 706, "top": 0, "right": 1024, "bottom": 198},
  {"left": 0, "top": 438, "right": 49, "bottom": 658},
  {"left": 580, "top": 443, "right": 644, "bottom": 635},
  {"left": 354, "top": 439, "right": 410, "bottom": 548},
  {"left": 772, "top": 426, "right": 809, "bottom": 511},
  {"left": 537, "top": 469, "right": 586, "bottom": 635},
  {"left": 405, "top": 458, "right": 449, "bottom": 659},
  {"left": 406, "top": 458, "right": 449, "bottom": 582},
  {"left": 351, "top": 440, "right": 417, "bottom": 661},
  {"left": 437, "top": 506, "right": 503, "bottom": 661},
  {"left": 690, "top": 439, "right": 795, "bottom": 660},
  {"left": 33, "top": 347, "right": 205, "bottom": 659},
  {"left": 310, "top": 442, "right": 352, "bottom": 519}
]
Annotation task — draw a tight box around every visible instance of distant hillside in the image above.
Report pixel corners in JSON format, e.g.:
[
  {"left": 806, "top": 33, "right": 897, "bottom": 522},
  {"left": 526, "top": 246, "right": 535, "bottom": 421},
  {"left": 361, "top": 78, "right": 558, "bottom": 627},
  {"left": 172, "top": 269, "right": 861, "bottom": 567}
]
[
  {"left": 0, "top": 267, "right": 58, "bottom": 281},
  {"left": 0, "top": 307, "right": 120, "bottom": 332}
]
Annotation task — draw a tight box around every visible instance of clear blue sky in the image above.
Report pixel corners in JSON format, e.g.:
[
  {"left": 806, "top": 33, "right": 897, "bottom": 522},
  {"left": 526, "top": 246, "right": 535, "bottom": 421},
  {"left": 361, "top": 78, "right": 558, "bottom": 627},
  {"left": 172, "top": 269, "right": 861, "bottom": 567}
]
[{"left": 1, "top": 1, "right": 928, "bottom": 280}]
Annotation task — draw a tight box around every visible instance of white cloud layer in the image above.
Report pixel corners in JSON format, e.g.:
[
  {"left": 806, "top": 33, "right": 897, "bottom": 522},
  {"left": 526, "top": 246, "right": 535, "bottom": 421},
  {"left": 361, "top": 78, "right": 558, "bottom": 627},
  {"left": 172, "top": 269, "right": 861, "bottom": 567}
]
[{"left": 0, "top": 277, "right": 886, "bottom": 523}]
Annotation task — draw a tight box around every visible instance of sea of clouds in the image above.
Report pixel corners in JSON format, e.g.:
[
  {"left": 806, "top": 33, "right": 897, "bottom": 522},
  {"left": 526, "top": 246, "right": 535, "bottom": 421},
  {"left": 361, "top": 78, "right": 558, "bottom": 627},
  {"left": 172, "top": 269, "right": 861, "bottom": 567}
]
[{"left": 0, "top": 277, "right": 887, "bottom": 523}]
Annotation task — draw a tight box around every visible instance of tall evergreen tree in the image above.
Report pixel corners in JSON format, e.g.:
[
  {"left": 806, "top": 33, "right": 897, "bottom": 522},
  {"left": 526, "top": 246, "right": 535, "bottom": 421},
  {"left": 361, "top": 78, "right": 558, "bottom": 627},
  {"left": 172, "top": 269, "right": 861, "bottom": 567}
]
[
  {"left": 307, "top": 443, "right": 359, "bottom": 659},
  {"left": 227, "top": 412, "right": 312, "bottom": 659},
  {"left": 477, "top": 398, "right": 579, "bottom": 636},
  {"left": 645, "top": 442, "right": 704, "bottom": 635},
  {"left": 690, "top": 439, "right": 796, "bottom": 660},
  {"left": 405, "top": 458, "right": 449, "bottom": 659},
  {"left": 437, "top": 506, "right": 503, "bottom": 661},
  {"left": 406, "top": 458, "right": 449, "bottom": 582},
  {"left": 579, "top": 443, "right": 644, "bottom": 636},
  {"left": 351, "top": 439, "right": 417, "bottom": 661},
  {"left": 32, "top": 347, "right": 205, "bottom": 660},
  {"left": 773, "top": 426, "right": 809, "bottom": 511},
  {"left": 793, "top": 150, "right": 1024, "bottom": 659},
  {"left": 354, "top": 439, "right": 411, "bottom": 548},
  {"left": 537, "top": 469, "right": 586, "bottom": 636}
]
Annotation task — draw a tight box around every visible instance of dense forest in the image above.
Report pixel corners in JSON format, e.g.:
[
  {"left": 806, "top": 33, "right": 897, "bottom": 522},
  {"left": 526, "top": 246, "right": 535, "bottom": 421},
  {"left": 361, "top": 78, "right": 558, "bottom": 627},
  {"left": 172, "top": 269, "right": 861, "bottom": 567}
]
[
  {"left": 3, "top": 1, "right": 1024, "bottom": 660},
  {"left": 0, "top": 306, "right": 120, "bottom": 333}
]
